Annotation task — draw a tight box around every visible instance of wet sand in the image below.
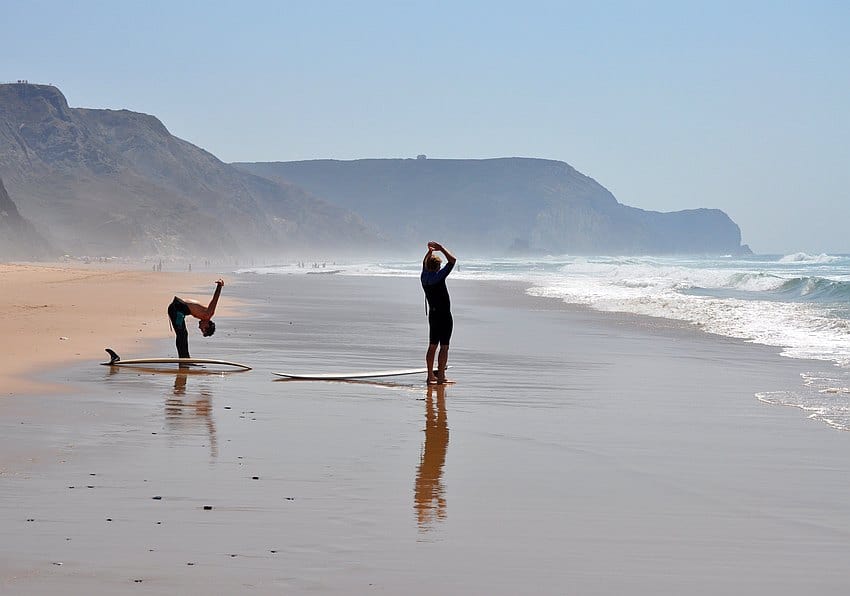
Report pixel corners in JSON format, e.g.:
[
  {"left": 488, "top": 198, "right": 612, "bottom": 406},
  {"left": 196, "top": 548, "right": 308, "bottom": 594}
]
[
  {"left": 2, "top": 273, "right": 850, "bottom": 595},
  {"left": 0, "top": 263, "right": 231, "bottom": 395}
]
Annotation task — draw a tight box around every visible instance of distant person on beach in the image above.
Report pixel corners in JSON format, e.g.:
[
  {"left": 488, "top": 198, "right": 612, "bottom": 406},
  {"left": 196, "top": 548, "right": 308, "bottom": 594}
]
[
  {"left": 167, "top": 279, "right": 224, "bottom": 358},
  {"left": 421, "top": 241, "right": 456, "bottom": 384}
]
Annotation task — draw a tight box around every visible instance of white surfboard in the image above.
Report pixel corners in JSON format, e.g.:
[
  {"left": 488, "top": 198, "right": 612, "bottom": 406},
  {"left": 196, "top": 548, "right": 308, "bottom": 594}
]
[
  {"left": 101, "top": 349, "right": 251, "bottom": 370},
  {"left": 273, "top": 367, "right": 433, "bottom": 380}
]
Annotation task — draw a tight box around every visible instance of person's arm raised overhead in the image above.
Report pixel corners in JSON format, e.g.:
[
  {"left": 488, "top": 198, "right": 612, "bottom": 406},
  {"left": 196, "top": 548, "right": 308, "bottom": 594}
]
[
  {"left": 205, "top": 279, "right": 224, "bottom": 318},
  {"left": 439, "top": 243, "right": 456, "bottom": 265},
  {"left": 423, "top": 246, "right": 434, "bottom": 270},
  {"left": 429, "top": 241, "right": 456, "bottom": 266}
]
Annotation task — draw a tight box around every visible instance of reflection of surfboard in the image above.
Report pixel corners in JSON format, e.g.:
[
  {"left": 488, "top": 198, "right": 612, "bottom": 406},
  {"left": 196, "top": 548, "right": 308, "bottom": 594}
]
[
  {"left": 101, "top": 348, "right": 251, "bottom": 370},
  {"left": 273, "top": 368, "right": 433, "bottom": 380}
]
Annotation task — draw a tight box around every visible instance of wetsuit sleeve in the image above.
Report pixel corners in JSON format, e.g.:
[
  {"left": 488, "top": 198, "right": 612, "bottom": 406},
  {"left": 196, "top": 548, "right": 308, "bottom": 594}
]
[{"left": 435, "top": 260, "right": 455, "bottom": 282}]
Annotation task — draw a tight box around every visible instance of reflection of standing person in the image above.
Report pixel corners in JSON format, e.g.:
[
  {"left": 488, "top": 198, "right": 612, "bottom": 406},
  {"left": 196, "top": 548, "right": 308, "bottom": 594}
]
[
  {"left": 167, "top": 279, "right": 224, "bottom": 358},
  {"left": 415, "top": 383, "right": 449, "bottom": 528},
  {"left": 168, "top": 373, "right": 217, "bottom": 459},
  {"left": 421, "top": 241, "right": 456, "bottom": 384}
]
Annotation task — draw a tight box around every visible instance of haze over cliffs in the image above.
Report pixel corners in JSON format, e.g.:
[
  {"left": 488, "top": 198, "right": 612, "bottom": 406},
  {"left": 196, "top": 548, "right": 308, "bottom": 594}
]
[
  {"left": 236, "top": 158, "right": 750, "bottom": 255},
  {"left": 0, "top": 176, "right": 51, "bottom": 259},
  {"left": 0, "top": 83, "right": 749, "bottom": 258},
  {"left": 0, "top": 83, "right": 379, "bottom": 258}
]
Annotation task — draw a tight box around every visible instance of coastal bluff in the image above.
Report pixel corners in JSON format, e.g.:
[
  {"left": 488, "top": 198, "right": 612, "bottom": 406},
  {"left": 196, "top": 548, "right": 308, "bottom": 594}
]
[
  {"left": 0, "top": 82, "right": 750, "bottom": 258},
  {"left": 236, "top": 158, "right": 751, "bottom": 256},
  {"left": 0, "top": 83, "right": 379, "bottom": 258},
  {"left": 0, "top": 175, "right": 51, "bottom": 259}
]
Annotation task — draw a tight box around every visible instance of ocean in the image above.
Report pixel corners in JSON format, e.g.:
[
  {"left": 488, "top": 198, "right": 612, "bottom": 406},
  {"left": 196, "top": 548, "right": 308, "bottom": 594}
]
[{"left": 239, "top": 252, "right": 850, "bottom": 431}]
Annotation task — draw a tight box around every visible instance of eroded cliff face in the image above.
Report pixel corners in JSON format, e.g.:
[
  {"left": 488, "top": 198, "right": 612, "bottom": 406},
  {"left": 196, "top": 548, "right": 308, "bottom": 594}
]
[
  {"left": 0, "top": 83, "right": 750, "bottom": 258},
  {"left": 236, "top": 158, "right": 751, "bottom": 256},
  {"left": 0, "top": 176, "right": 52, "bottom": 259},
  {"left": 0, "top": 83, "right": 381, "bottom": 257}
]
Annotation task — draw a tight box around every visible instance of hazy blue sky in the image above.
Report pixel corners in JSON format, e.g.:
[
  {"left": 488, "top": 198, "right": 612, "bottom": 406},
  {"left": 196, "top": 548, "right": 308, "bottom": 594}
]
[{"left": 3, "top": 0, "right": 848, "bottom": 253}]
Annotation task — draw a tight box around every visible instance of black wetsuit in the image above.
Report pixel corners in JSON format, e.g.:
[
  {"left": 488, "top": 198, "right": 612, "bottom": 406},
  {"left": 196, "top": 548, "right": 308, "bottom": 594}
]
[
  {"left": 421, "top": 261, "right": 455, "bottom": 345},
  {"left": 167, "top": 296, "right": 192, "bottom": 358}
]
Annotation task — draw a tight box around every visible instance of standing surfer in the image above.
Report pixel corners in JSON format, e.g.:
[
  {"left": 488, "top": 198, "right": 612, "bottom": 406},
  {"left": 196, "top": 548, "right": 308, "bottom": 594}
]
[
  {"left": 167, "top": 279, "right": 224, "bottom": 358},
  {"left": 421, "top": 242, "right": 456, "bottom": 384}
]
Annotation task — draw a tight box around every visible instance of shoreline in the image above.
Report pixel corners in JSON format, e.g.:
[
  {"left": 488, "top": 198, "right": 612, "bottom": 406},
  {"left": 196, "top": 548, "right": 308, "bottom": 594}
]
[
  {"left": 1, "top": 262, "right": 826, "bottom": 427},
  {"left": 0, "top": 260, "right": 816, "bottom": 397},
  {"left": 2, "top": 273, "right": 850, "bottom": 594},
  {"left": 0, "top": 262, "right": 236, "bottom": 396}
]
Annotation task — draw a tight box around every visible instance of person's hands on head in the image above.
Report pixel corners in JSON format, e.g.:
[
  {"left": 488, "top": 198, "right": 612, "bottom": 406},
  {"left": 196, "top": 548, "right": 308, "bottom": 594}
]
[{"left": 428, "top": 241, "right": 441, "bottom": 251}]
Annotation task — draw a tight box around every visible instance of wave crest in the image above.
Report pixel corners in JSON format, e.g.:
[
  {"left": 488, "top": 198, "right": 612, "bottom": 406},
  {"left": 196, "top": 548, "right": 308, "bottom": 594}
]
[{"left": 779, "top": 252, "right": 840, "bottom": 264}]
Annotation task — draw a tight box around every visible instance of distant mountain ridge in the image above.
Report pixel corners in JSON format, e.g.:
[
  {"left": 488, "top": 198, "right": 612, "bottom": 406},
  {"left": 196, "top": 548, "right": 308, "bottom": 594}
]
[
  {"left": 0, "top": 82, "right": 750, "bottom": 258},
  {"left": 0, "top": 83, "right": 381, "bottom": 257},
  {"left": 235, "top": 158, "right": 751, "bottom": 255}
]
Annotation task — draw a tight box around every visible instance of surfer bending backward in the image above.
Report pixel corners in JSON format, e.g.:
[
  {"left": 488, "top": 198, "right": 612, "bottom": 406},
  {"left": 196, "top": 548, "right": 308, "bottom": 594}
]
[
  {"left": 167, "top": 279, "right": 224, "bottom": 359},
  {"left": 421, "top": 241, "right": 456, "bottom": 384}
]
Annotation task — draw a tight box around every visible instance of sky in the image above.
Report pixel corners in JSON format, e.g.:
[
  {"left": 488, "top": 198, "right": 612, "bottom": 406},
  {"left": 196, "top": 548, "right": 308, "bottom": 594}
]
[{"left": 2, "top": 0, "right": 848, "bottom": 254}]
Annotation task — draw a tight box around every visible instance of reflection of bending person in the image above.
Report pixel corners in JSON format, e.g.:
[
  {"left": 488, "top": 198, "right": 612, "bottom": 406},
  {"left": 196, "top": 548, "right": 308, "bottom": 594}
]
[
  {"left": 415, "top": 383, "right": 449, "bottom": 529},
  {"left": 167, "top": 279, "right": 224, "bottom": 358},
  {"left": 421, "top": 242, "right": 456, "bottom": 384}
]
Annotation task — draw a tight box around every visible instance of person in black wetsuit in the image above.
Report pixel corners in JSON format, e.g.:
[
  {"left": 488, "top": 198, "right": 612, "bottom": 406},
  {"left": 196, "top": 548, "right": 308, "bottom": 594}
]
[
  {"left": 167, "top": 279, "right": 224, "bottom": 358},
  {"left": 421, "top": 242, "right": 456, "bottom": 384}
]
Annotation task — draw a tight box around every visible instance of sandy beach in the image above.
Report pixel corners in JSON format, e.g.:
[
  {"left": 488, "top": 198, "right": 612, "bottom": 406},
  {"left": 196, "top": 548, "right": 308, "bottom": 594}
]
[
  {"left": 0, "top": 263, "right": 233, "bottom": 395},
  {"left": 2, "top": 270, "right": 850, "bottom": 595}
]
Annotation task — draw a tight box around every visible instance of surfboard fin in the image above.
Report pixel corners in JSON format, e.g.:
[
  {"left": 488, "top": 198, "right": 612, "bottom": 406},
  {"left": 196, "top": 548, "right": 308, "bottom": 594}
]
[{"left": 105, "top": 348, "right": 121, "bottom": 364}]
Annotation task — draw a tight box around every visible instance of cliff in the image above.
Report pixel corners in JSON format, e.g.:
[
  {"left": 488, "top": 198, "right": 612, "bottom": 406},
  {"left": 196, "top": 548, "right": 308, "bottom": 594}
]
[
  {"left": 0, "top": 83, "right": 381, "bottom": 257},
  {"left": 0, "top": 83, "right": 750, "bottom": 258},
  {"left": 0, "top": 175, "right": 52, "bottom": 259},
  {"left": 235, "top": 158, "right": 750, "bottom": 255}
]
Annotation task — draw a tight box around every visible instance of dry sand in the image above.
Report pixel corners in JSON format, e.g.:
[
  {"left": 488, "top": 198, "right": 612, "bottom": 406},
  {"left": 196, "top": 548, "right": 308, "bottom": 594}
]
[
  {"left": 2, "top": 272, "right": 850, "bottom": 595},
  {"left": 0, "top": 263, "right": 231, "bottom": 395}
]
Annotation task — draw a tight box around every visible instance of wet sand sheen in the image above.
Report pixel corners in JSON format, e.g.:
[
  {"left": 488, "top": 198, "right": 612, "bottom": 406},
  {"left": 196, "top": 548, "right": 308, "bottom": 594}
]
[
  {"left": 0, "top": 263, "right": 233, "bottom": 395},
  {"left": 2, "top": 273, "right": 850, "bottom": 595}
]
